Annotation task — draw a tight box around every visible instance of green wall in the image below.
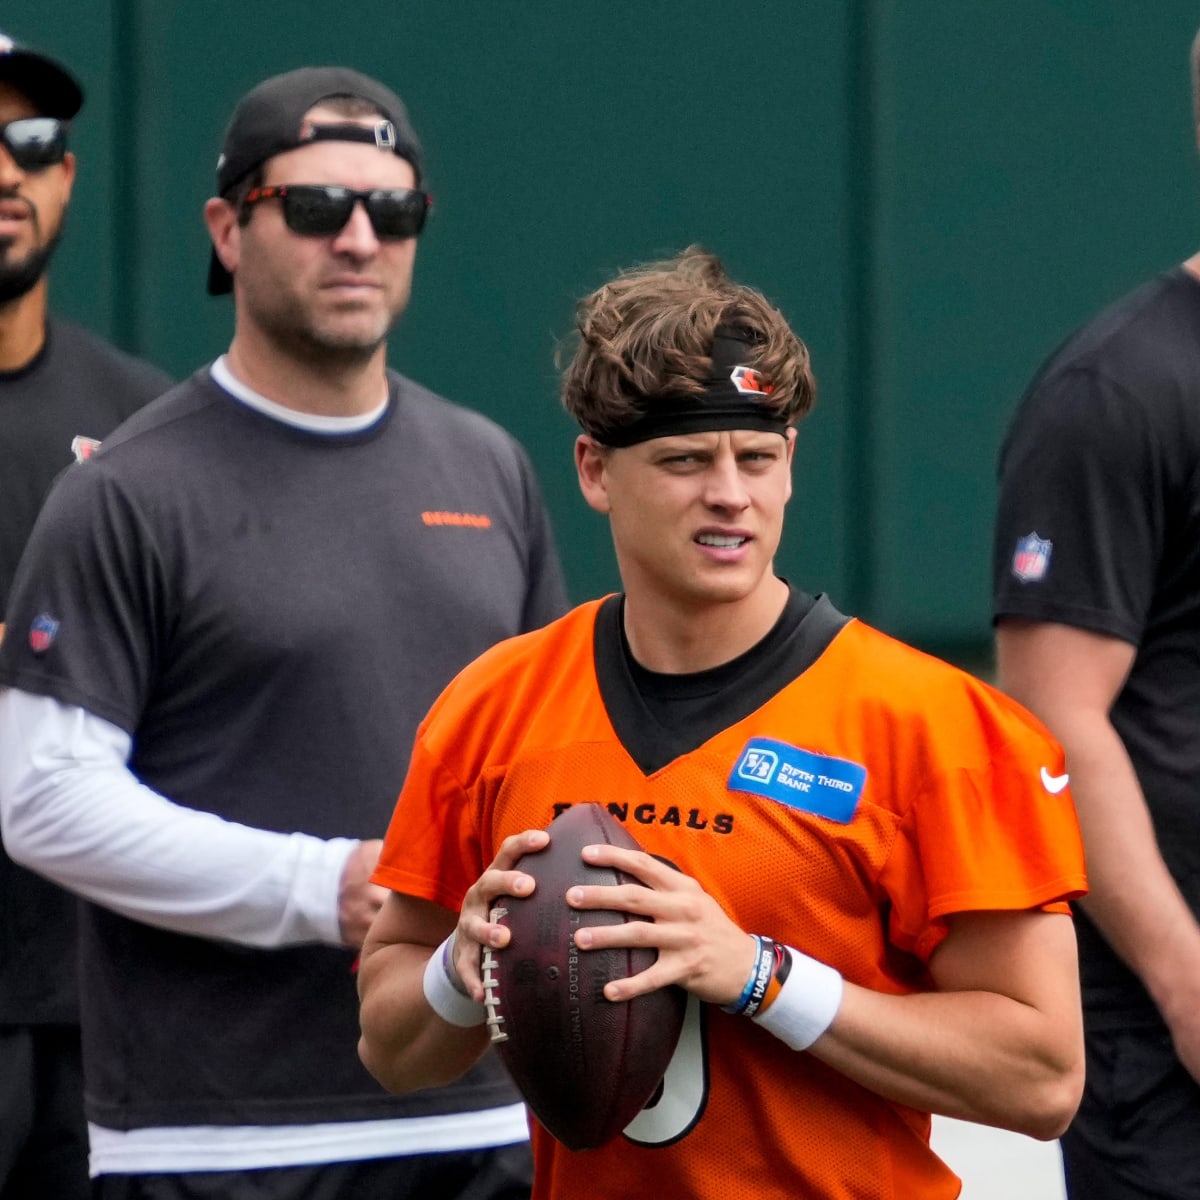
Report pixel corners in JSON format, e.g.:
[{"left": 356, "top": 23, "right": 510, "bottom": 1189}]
[{"left": 8, "top": 2, "right": 1200, "bottom": 663}]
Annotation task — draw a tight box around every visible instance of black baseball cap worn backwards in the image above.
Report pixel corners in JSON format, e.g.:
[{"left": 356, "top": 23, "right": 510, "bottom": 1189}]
[
  {"left": 207, "top": 65, "right": 423, "bottom": 295},
  {"left": 0, "top": 32, "right": 83, "bottom": 120}
]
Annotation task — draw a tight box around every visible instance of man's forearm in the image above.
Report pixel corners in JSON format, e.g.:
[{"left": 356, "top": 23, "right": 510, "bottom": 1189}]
[
  {"left": 357, "top": 937, "right": 492, "bottom": 1093},
  {"left": 808, "top": 911, "right": 1082, "bottom": 1139},
  {"left": 1059, "top": 719, "right": 1200, "bottom": 1022},
  {"left": 0, "top": 688, "right": 354, "bottom": 946}
]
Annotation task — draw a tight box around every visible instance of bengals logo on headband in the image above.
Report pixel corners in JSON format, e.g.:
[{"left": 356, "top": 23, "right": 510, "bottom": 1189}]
[{"left": 730, "top": 366, "right": 774, "bottom": 396}]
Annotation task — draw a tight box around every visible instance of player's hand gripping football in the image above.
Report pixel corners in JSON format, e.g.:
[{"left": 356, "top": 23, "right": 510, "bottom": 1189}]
[
  {"left": 450, "top": 827, "right": 550, "bottom": 1001},
  {"left": 567, "top": 841, "right": 757, "bottom": 1008}
]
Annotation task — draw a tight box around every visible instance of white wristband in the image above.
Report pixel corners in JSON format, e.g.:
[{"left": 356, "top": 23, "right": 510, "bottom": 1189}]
[
  {"left": 422, "top": 933, "right": 487, "bottom": 1027},
  {"left": 751, "top": 947, "right": 843, "bottom": 1050}
]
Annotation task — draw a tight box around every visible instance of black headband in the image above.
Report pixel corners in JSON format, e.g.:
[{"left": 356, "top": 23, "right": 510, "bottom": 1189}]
[{"left": 597, "top": 325, "right": 788, "bottom": 448}]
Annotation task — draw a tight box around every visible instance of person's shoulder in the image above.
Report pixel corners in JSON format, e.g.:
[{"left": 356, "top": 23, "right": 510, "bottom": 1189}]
[
  {"left": 31, "top": 372, "right": 215, "bottom": 505},
  {"left": 48, "top": 317, "right": 173, "bottom": 402},
  {"left": 1033, "top": 268, "right": 1198, "bottom": 389},
  {"left": 1002, "top": 268, "right": 1200, "bottom": 455},
  {"left": 832, "top": 620, "right": 1048, "bottom": 741},
  {"left": 454, "top": 600, "right": 599, "bottom": 685},
  {"left": 424, "top": 601, "right": 602, "bottom": 727},
  {"left": 89, "top": 369, "right": 227, "bottom": 461},
  {"left": 389, "top": 370, "right": 530, "bottom": 457},
  {"left": 830, "top": 619, "right": 956, "bottom": 691}
]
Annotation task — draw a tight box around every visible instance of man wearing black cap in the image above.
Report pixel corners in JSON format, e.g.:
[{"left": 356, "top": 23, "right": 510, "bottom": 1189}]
[
  {"left": 0, "top": 65, "right": 564, "bottom": 1198},
  {"left": 992, "top": 28, "right": 1200, "bottom": 1198},
  {"left": 0, "top": 32, "right": 170, "bottom": 1200}
]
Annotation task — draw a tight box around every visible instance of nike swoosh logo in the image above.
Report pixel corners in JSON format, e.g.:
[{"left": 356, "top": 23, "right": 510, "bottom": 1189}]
[{"left": 1040, "top": 767, "right": 1070, "bottom": 794}]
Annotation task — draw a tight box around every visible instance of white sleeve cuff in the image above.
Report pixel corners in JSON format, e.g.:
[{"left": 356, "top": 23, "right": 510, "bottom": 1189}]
[{"left": 280, "top": 835, "right": 361, "bottom": 945}]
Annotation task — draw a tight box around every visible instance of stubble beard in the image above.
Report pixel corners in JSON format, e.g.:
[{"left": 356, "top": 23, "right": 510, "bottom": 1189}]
[{"left": 257, "top": 293, "right": 403, "bottom": 370}]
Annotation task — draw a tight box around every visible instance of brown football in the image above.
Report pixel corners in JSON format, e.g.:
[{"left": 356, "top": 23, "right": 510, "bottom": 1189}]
[{"left": 483, "top": 803, "right": 687, "bottom": 1150}]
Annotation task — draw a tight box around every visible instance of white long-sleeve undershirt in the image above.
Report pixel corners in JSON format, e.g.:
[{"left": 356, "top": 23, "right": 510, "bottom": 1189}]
[
  {"left": 0, "top": 688, "right": 354, "bottom": 947},
  {"left": 0, "top": 358, "right": 393, "bottom": 949}
]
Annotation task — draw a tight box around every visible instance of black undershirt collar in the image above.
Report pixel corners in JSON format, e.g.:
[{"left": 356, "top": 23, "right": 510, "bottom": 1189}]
[{"left": 594, "top": 584, "right": 851, "bottom": 775}]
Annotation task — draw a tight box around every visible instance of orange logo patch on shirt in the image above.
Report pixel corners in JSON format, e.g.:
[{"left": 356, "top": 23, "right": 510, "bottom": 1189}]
[{"left": 421, "top": 511, "right": 493, "bottom": 529}]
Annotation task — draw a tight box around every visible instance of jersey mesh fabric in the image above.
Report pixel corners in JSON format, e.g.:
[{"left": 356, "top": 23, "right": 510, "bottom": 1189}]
[{"left": 376, "top": 600, "right": 1086, "bottom": 1200}]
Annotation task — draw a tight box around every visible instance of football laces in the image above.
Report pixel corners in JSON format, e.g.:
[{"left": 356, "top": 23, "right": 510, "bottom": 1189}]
[{"left": 483, "top": 904, "right": 508, "bottom": 1043}]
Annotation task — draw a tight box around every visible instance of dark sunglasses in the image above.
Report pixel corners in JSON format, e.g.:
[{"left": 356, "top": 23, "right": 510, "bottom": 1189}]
[
  {"left": 242, "top": 184, "right": 431, "bottom": 240},
  {"left": 0, "top": 118, "right": 68, "bottom": 172}
]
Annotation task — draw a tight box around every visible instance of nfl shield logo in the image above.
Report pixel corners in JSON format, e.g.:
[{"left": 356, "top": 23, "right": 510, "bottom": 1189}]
[
  {"left": 1012, "top": 533, "right": 1052, "bottom": 583},
  {"left": 29, "top": 613, "right": 59, "bottom": 655}
]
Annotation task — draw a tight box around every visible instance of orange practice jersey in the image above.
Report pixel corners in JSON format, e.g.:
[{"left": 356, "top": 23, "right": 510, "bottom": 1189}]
[{"left": 376, "top": 598, "right": 1087, "bottom": 1200}]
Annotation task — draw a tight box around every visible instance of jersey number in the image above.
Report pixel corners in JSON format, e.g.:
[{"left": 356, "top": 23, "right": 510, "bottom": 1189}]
[{"left": 623, "top": 993, "right": 708, "bottom": 1146}]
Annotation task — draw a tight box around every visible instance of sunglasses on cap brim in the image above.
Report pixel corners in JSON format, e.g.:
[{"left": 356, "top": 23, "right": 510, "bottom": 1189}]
[
  {"left": 0, "top": 118, "right": 68, "bottom": 172},
  {"left": 241, "top": 184, "right": 431, "bottom": 240}
]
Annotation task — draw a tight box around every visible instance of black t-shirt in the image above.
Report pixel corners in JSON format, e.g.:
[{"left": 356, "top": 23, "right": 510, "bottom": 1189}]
[
  {"left": 993, "top": 266, "right": 1200, "bottom": 1024},
  {"left": 0, "top": 366, "right": 567, "bottom": 1127},
  {"left": 0, "top": 317, "right": 170, "bottom": 1027},
  {"left": 0, "top": 318, "right": 171, "bottom": 616}
]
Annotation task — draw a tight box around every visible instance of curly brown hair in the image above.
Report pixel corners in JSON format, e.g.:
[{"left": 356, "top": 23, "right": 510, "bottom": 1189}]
[{"left": 560, "top": 247, "right": 816, "bottom": 442}]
